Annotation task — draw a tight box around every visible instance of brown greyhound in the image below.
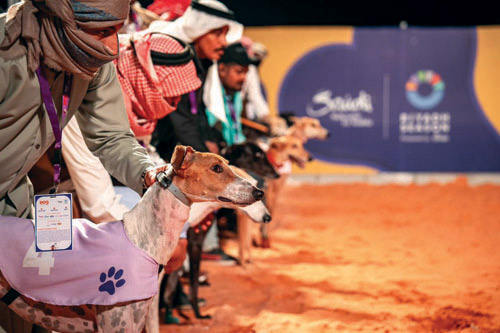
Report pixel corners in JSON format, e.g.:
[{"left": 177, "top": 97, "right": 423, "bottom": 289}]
[{"left": 260, "top": 135, "right": 312, "bottom": 248}]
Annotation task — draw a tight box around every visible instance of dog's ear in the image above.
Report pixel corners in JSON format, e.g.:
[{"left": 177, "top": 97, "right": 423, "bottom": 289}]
[{"left": 171, "top": 145, "right": 196, "bottom": 171}]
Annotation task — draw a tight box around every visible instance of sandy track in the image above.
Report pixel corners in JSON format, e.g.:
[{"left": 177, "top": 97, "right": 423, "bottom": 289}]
[{"left": 160, "top": 179, "right": 500, "bottom": 332}]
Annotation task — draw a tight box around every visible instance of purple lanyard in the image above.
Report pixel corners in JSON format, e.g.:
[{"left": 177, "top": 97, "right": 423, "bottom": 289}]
[
  {"left": 226, "top": 95, "right": 239, "bottom": 141},
  {"left": 189, "top": 91, "right": 197, "bottom": 115},
  {"left": 35, "top": 66, "right": 73, "bottom": 194},
  {"left": 130, "top": 9, "right": 141, "bottom": 32}
]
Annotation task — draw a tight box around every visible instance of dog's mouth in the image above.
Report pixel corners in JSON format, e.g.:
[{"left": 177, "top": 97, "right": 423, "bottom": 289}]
[
  {"left": 217, "top": 196, "right": 254, "bottom": 206},
  {"left": 217, "top": 196, "right": 232, "bottom": 203},
  {"left": 288, "top": 155, "right": 306, "bottom": 168}
]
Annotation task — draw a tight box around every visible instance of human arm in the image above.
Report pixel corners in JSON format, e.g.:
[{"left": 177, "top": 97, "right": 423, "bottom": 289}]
[
  {"left": 75, "top": 62, "right": 155, "bottom": 194},
  {"left": 62, "top": 117, "right": 131, "bottom": 223}
]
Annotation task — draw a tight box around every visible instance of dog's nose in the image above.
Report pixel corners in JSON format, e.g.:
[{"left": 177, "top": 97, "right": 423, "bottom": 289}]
[
  {"left": 252, "top": 188, "right": 264, "bottom": 200},
  {"left": 326, "top": 131, "right": 331, "bottom": 138},
  {"left": 308, "top": 155, "right": 314, "bottom": 162},
  {"left": 263, "top": 214, "right": 272, "bottom": 223}
]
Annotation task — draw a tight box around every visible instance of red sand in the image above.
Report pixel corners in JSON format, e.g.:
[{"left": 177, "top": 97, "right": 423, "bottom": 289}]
[{"left": 160, "top": 180, "right": 500, "bottom": 332}]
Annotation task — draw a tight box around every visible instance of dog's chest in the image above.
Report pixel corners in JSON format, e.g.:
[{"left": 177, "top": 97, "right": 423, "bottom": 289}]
[{"left": 0, "top": 216, "right": 159, "bottom": 306}]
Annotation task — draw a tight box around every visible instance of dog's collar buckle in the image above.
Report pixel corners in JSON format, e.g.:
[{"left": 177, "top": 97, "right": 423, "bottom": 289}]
[
  {"left": 156, "top": 164, "right": 175, "bottom": 189},
  {"left": 156, "top": 170, "right": 173, "bottom": 189},
  {"left": 155, "top": 167, "right": 191, "bottom": 206}
]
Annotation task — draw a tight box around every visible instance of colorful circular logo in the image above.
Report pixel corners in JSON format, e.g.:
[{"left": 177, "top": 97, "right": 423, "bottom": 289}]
[{"left": 405, "top": 70, "right": 445, "bottom": 110}]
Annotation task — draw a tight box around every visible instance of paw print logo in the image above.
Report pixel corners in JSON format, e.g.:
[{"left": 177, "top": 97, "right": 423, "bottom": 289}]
[{"left": 98, "top": 266, "right": 126, "bottom": 295}]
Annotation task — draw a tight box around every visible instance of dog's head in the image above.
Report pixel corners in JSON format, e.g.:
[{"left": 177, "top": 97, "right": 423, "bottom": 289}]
[
  {"left": 223, "top": 142, "right": 280, "bottom": 179},
  {"left": 288, "top": 116, "right": 330, "bottom": 142},
  {"left": 239, "top": 199, "right": 271, "bottom": 223},
  {"left": 228, "top": 166, "right": 271, "bottom": 223},
  {"left": 268, "top": 136, "right": 312, "bottom": 168},
  {"left": 170, "top": 145, "right": 264, "bottom": 205}
]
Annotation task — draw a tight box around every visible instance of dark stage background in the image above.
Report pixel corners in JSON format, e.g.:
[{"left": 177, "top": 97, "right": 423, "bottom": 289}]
[
  {"left": 132, "top": 0, "right": 499, "bottom": 26},
  {"left": 1, "top": 1, "right": 496, "bottom": 26}
]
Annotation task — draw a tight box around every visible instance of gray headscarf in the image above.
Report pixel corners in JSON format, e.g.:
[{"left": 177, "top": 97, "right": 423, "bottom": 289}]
[{"left": 0, "top": 0, "right": 130, "bottom": 79}]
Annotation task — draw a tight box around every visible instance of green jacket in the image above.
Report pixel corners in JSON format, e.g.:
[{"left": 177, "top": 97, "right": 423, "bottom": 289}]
[
  {"left": 0, "top": 14, "right": 154, "bottom": 218},
  {"left": 205, "top": 86, "right": 246, "bottom": 147}
]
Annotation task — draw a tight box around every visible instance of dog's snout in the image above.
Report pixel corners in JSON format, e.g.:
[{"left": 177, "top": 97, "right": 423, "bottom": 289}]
[
  {"left": 326, "top": 131, "right": 331, "bottom": 138},
  {"left": 263, "top": 214, "right": 272, "bottom": 223},
  {"left": 308, "top": 155, "right": 314, "bottom": 162},
  {"left": 252, "top": 188, "right": 264, "bottom": 200}
]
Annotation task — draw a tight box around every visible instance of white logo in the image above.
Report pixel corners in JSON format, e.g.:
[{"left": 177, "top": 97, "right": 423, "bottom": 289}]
[{"left": 306, "top": 90, "right": 374, "bottom": 128}]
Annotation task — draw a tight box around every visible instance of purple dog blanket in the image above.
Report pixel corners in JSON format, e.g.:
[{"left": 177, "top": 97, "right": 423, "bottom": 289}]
[{"left": 0, "top": 216, "right": 158, "bottom": 306}]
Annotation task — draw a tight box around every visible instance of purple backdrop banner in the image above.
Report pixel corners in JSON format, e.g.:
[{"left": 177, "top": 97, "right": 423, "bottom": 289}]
[{"left": 278, "top": 28, "right": 500, "bottom": 172}]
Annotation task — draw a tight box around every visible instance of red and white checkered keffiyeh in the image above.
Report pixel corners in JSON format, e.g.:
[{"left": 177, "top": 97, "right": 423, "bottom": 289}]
[
  {"left": 147, "top": 0, "right": 191, "bottom": 20},
  {"left": 116, "top": 32, "right": 201, "bottom": 137}
]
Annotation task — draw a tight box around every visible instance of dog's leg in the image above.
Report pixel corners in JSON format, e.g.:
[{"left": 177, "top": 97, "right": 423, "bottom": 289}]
[
  {"left": 163, "top": 271, "right": 180, "bottom": 309},
  {"left": 161, "top": 270, "right": 188, "bottom": 322},
  {"left": 243, "top": 216, "right": 253, "bottom": 264},
  {"left": 96, "top": 299, "right": 152, "bottom": 333},
  {"left": 143, "top": 270, "right": 164, "bottom": 333},
  {"left": 237, "top": 212, "right": 252, "bottom": 265},
  {"left": 144, "top": 295, "right": 159, "bottom": 333},
  {"left": 187, "top": 226, "right": 211, "bottom": 319},
  {"left": 237, "top": 212, "right": 245, "bottom": 265},
  {"left": 260, "top": 176, "right": 287, "bottom": 248}
]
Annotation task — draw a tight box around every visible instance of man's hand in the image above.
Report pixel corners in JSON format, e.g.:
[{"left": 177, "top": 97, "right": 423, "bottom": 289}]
[
  {"left": 164, "top": 239, "right": 187, "bottom": 274},
  {"left": 204, "top": 141, "right": 219, "bottom": 154},
  {"left": 143, "top": 165, "right": 170, "bottom": 188}
]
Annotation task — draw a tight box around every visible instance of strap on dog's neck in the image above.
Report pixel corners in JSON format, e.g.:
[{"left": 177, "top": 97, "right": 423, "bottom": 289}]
[
  {"left": 155, "top": 166, "right": 191, "bottom": 206},
  {"left": 266, "top": 151, "right": 283, "bottom": 169},
  {"left": 1, "top": 288, "right": 20, "bottom": 305}
]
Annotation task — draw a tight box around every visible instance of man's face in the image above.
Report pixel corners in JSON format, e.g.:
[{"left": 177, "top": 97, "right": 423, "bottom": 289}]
[
  {"left": 82, "top": 23, "right": 124, "bottom": 55},
  {"left": 195, "top": 26, "right": 229, "bottom": 60},
  {"left": 219, "top": 63, "right": 249, "bottom": 92}
]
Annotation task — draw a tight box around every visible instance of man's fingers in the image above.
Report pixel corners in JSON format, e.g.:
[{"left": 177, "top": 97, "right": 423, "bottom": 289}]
[{"left": 144, "top": 165, "right": 170, "bottom": 187}]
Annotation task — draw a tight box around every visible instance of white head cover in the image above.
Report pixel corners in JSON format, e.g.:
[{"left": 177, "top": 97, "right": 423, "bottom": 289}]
[
  {"left": 149, "top": 0, "right": 244, "bottom": 124},
  {"left": 148, "top": 0, "right": 243, "bottom": 44}
]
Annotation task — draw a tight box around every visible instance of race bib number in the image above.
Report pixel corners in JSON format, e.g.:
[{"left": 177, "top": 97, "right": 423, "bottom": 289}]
[
  {"left": 23, "top": 241, "right": 55, "bottom": 275},
  {"left": 35, "top": 193, "right": 73, "bottom": 252}
]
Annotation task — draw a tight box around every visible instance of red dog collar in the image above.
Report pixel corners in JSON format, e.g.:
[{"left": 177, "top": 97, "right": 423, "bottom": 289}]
[{"left": 266, "top": 151, "right": 283, "bottom": 169}]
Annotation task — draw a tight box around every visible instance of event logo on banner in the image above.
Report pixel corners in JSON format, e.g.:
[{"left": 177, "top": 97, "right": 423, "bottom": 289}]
[
  {"left": 401, "top": 70, "right": 450, "bottom": 144},
  {"left": 405, "top": 70, "right": 445, "bottom": 110},
  {"left": 306, "top": 90, "right": 374, "bottom": 128},
  {"left": 279, "top": 28, "right": 500, "bottom": 171}
]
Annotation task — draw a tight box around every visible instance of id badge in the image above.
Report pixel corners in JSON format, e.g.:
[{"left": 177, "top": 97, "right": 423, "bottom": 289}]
[{"left": 35, "top": 193, "right": 73, "bottom": 252}]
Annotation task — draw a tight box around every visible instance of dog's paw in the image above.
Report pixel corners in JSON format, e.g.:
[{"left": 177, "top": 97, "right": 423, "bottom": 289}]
[
  {"left": 197, "top": 314, "right": 212, "bottom": 320},
  {"left": 260, "top": 238, "right": 271, "bottom": 248},
  {"left": 98, "top": 266, "right": 126, "bottom": 295}
]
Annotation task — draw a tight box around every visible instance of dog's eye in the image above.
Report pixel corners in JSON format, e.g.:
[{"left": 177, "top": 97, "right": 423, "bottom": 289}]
[
  {"left": 211, "top": 164, "right": 223, "bottom": 173},
  {"left": 292, "top": 144, "right": 298, "bottom": 149}
]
